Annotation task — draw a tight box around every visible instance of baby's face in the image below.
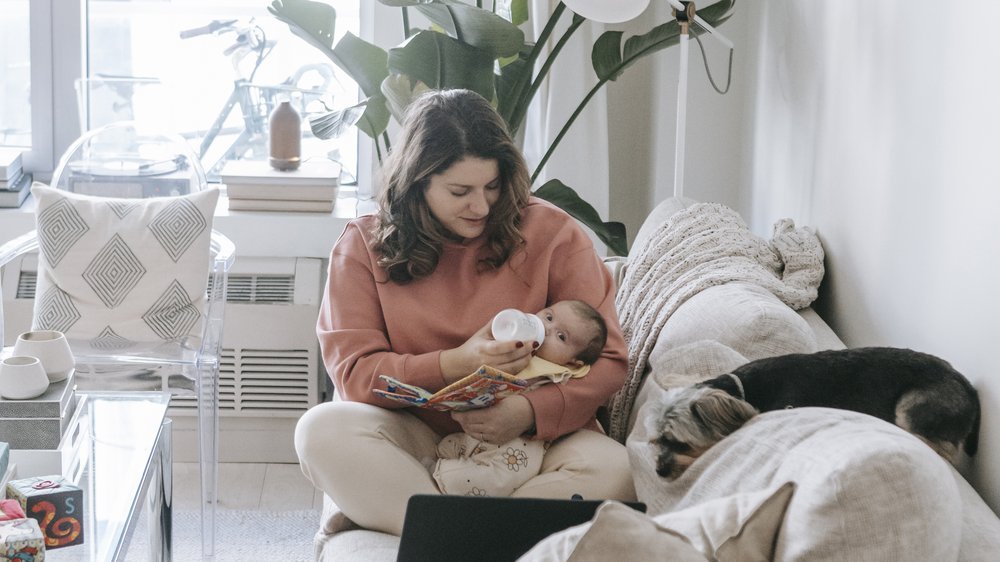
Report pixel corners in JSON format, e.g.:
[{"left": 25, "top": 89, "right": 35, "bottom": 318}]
[{"left": 534, "top": 301, "right": 593, "bottom": 367}]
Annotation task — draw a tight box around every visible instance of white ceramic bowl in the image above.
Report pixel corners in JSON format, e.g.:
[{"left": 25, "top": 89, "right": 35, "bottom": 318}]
[
  {"left": 13, "top": 330, "right": 75, "bottom": 383},
  {"left": 0, "top": 356, "right": 50, "bottom": 400}
]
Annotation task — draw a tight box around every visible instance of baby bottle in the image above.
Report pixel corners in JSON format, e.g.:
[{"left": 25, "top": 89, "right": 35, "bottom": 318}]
[{"left": 491, "top": 309, "right": 545, "bottom": 347}]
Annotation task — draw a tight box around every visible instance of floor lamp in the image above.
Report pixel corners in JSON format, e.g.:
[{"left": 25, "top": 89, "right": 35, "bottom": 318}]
[{"left": 561, "top": 0, "right": 734, "bottom": 199}]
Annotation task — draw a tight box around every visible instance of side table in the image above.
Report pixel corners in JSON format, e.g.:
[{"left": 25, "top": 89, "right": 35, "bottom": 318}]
[{"left": 43, "top": 391, "right": 173, "bottom": 561}]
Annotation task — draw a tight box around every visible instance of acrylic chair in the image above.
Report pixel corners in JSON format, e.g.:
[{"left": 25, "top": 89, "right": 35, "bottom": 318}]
[{"left": 0, "top": 122, "right": 234, "bottom": 560}]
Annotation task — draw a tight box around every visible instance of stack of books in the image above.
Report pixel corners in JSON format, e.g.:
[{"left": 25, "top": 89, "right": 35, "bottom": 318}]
[
  {"left": 0, "top": 147, "right": 31, "bottom": 209},
  {"left": 221, "top": 158, "right": 342, "bottom": 212}
]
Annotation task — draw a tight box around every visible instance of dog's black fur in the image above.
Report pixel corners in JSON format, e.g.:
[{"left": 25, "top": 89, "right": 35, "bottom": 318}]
[{"left": 700, "top": 347, "right": 981, "bottom": 457}]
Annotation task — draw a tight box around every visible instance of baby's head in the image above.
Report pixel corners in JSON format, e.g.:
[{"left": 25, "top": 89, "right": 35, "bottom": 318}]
[{"left": 534, "top": 300, "right": 608, "bottom": 367}]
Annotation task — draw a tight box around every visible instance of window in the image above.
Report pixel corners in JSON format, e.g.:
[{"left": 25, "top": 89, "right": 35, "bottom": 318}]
[
  {"left": 0, "top": 0, "right": 31, "bottom": 148},
  {"left": 5, "top": 0, "right": 363, "bottom": 186}
]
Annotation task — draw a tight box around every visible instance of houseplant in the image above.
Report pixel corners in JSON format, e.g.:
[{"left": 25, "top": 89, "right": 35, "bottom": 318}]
[{"left": 268, "top": 0, "right": 735, "bottom": 255}]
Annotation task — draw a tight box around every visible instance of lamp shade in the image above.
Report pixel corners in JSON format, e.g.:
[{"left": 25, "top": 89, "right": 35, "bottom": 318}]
[{"left": 561, "top": 0, "right": 650, "bottom": 24}]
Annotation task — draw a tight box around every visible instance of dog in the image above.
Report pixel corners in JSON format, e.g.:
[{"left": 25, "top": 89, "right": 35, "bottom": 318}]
[{"left": 653, "top": 347, "right": 981, "bottom": 480}]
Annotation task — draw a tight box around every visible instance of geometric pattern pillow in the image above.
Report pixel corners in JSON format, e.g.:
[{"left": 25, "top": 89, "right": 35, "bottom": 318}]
[{"left": 30, "top": 182, "right": 220, "bottom": 349}]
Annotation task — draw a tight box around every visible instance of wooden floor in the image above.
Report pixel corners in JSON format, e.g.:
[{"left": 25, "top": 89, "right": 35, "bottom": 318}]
[{"left": 173, "top": 462, "right": 324, "bottom": 511}]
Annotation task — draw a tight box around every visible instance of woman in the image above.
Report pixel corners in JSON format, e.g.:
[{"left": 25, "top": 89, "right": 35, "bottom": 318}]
[{"left": 295, "top": 89, "right": 635, "bottom": 536}]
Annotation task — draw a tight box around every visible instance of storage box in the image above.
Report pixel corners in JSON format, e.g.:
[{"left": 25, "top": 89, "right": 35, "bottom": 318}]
[
  {"left": 0, "top": 374, "right": 77, "bottom": 450},
  {"left": 6, "top": 475, "right": 83, "bottom": 549},
  {"left": 9, "top": 395, "right": 89, "bottom": 482},
  {"left": 0, "top": 517, "right": 45, "bottom": 561}
]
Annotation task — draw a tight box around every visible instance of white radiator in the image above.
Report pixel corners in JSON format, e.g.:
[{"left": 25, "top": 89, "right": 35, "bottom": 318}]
[{"left": 2, "top": 254, "right": 327, "bottom": 462}]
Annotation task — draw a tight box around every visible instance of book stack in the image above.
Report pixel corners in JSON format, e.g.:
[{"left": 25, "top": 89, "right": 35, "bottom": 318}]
[
  {"left": 0, "top": 147, "right": 30, "bottom": 209},
  {"left": 221, "top": 158, "right": 342, "bottom": 212}
]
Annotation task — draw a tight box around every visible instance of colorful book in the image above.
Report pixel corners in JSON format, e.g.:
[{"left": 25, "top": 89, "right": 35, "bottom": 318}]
[
  {"left": 227, "top": 197, "right": 335, "bottom": 213},
  {"left": 373, "top": 366, "right": 532, "bottom": 412},
  {"left": 0, "top": 173, "right": 31, "bottom": 208}
]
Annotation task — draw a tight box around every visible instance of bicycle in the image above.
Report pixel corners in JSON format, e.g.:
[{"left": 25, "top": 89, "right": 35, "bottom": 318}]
[{"left": 178, "top": 18, "right": 335, "bottom": 179}]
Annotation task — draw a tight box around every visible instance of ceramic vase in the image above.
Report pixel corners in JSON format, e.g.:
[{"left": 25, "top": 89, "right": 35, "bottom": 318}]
[
  {"left": 269, "top": 100, "right": 301, "bottom": 171},
  {"left": 13, "top": 330, "right": 75, "bottom": 383},
  {"left": 0, "top": 356, "right": 50, "bottom": 400}
]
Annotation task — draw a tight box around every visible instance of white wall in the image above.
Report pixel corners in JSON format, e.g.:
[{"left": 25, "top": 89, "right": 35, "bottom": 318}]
[{"left": 741, "top": 0, "right": 1000, "bottom": 511}]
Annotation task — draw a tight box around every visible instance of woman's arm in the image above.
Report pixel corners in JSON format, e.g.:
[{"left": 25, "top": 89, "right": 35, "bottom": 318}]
[{"left": 523, "top": 223, "right": 628, "bottom": 440}]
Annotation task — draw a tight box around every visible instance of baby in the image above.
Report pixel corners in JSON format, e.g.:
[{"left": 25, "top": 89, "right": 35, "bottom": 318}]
[{"left": 433, "top": 300, "right": 608, "bottom": 497}]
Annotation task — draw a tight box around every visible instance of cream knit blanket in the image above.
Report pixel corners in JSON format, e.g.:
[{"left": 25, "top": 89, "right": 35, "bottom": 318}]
[{"left": 607, "top": 203, "right": 825, "bottom": 442}]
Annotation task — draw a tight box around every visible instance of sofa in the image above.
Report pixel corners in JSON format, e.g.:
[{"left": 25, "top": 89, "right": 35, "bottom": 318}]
[{"left": 312, "top": 197, "right": 1000, "bottom": 561}]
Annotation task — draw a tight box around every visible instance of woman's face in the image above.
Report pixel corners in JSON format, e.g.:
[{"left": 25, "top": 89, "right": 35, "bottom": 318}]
[{"left": 424, "top": 156, "right": 501, "bottom": 240}]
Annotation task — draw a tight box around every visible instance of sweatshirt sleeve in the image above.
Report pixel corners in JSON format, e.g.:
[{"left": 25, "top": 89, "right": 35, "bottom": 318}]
[
  {"left": 316, "top": 222, "right": 447, "bottom": 408},
  {"left": 521, "top": 220, "right": 628, "bottom": 440}
]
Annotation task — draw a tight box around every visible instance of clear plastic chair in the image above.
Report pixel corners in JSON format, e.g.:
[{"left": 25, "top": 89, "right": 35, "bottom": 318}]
[{"left": 0, "top": 122, "right": 234, "bottom": 560}]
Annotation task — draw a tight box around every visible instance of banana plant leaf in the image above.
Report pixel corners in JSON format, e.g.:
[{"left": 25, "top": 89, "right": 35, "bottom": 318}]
[
  {"left": 534, "top": 179, "right": 627, "bottom": 256},
  {"left": 592, "top": 0, "right": 734, "bottom": 81},
  {"left": 309, "top": 99, "right": 368, "bottom": 140},
  {"left": 413, "top": 1, "right": 524, "bottom": 57},
  {"left": 388, "top": 30, "right": 497, "bottom": 103},
  {"left": 268, "top": 0, "right": 337, "bottom": 51}
]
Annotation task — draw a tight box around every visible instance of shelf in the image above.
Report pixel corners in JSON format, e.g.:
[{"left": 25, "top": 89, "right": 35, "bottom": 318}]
[{"left": 0, "top": 191, "right": 375, "bottom": 259}]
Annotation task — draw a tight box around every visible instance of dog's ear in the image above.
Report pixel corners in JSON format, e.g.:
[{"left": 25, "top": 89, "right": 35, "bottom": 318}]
[{"left": 690, "top": 389, "right": 759, "bottom": 440}]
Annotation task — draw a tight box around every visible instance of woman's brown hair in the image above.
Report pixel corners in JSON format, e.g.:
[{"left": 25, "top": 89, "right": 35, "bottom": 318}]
[{"left": 373, "top": 89, "right": 531, "bottom": 283}]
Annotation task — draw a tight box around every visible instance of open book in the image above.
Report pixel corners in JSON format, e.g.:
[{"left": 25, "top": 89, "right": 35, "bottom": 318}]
[{"left": 373, "top": 366, "right": 533, "bottom": 412}]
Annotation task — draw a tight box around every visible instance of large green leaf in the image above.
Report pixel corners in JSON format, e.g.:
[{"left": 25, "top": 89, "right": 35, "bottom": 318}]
[
  {"left": 495, "top": 43, "right": 533, "bottom": 129},
  {"left": 413, "top": 1, "right": 524, "bottom": 57},
  {"left": 332, "top": 32, "right": 390, "bottom": 98},
  {"left": 534, "top": 179, "right": 628, "bottom": 256},
  {"left": 268, "top": 0, "right": 338, "bottom": 59},
  {"left": 592, "top": 0, "right": 734, "bottom": 81},
  {"left": 388, "top": 30, "right": 496, "bottom": 101},
  {"left": 380, "top": 73, "right": 432, "bottom": 123}
]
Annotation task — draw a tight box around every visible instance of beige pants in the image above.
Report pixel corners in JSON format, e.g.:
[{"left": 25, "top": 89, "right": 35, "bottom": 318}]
[
  {"left": 434, "top": 433, "right": 547, "bottom": 497},
  {"left": 295, "top": 401, "right": 637, "bottom": 535}
]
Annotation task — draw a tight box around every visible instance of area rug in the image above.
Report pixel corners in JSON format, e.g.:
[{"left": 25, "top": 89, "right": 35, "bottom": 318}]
[{"left": 126, "top": 508, "right": 320, "bottom": 561}]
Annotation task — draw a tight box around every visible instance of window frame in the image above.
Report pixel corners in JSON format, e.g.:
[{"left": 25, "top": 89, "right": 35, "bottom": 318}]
[{"left": 24, "top": 0, "right": 372, "bottom": 194}]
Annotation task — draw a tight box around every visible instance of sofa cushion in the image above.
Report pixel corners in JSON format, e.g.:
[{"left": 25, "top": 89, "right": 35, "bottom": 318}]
[
  {"left": 654, "top": 282, "right": 818, "bottom": 364},
  {"left": 627, "top": 407, "right": 963, "bottom": 561}
]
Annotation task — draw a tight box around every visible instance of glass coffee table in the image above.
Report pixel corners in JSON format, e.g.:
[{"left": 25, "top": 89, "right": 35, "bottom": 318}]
[{"left": 45, "top": 391, "right": 173, "bottom": 561}]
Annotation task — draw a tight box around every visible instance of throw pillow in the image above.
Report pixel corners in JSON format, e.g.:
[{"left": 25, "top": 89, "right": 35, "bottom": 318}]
[
  {"left": 651, "top": 482, "right": 796, "bottom": 561},
  {"left": 30, "top": 183, "right": 220, "bottom": 348},
  {"left": 517, "top": 501, "right": 709, "bottom": 562}
]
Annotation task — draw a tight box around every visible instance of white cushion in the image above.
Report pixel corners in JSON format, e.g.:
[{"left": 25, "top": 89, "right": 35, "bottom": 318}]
[
  {"left": 518, "top": 484, "right": 794, "bottom": 562},
  {"left": 627, "top": 408, "right": 963, "bottom": 562},
  {"left": 517, "top": 501, "right": 708, "bottom": 562},
  {"left": 654, "top": 282, "right": 818, "bottom": 363},
  {"left": 30, "top": 183, "right": 220, "bottom": 347}
]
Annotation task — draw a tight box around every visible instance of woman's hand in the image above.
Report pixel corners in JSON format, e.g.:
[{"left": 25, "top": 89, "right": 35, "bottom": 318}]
[
  {"left": 439, "top": 323, "right": 534, "bottom": 384},
  {"left": 452, "top": 395, "right": 535, "bottom": 444}
]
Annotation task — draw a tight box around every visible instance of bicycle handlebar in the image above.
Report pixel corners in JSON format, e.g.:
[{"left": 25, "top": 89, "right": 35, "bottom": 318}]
[{"left": 179, "top": 19, "right": 238, "bottom": 39}]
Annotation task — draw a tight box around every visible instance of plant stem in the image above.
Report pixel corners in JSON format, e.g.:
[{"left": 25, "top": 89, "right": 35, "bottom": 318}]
[
  {"left": 511, "top": 14, "right": 584, "bottom": 137},
  {"left": 530, "top": 79, "right": 605, "bottom": 183},
  {"left": 506, "top": 3, "right": 566, "bottom": 134},
  {"left": 402, "top": 7, "right": 411, "bottom": 38}
]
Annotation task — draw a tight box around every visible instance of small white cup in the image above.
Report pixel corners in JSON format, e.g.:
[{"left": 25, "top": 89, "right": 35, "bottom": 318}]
[
  {"left": 0, "top": 356, "right": 50, "bottom": 400},
  {"left": 13, "top": 330, "right": 75, "bottom": 383}
]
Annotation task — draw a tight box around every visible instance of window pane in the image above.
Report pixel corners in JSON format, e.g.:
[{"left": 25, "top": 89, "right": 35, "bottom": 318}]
[
  {"left": 0, "top": 0, "right": 31, "bottom": 147},
  {"left": 84, "top": 0, "right": 360, "bottom": 182}
]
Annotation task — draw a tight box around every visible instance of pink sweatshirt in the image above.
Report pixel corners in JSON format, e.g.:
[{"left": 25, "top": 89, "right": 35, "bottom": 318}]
[{"left": 316, "top": 197, "right": 627, "bottom": 440}]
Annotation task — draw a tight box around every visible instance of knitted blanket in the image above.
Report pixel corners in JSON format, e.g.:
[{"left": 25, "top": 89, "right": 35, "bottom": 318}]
[{"left": 607, "top": 203, "right": 825, "bottom": 442}]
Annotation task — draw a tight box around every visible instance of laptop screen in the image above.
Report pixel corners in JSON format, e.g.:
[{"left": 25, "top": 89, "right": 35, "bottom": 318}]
[{"left": 397, "top": 495, "right": 647, "bottom": 562}]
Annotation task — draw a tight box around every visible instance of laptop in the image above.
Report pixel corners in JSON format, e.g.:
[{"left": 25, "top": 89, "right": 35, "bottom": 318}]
[{"left": 396, "top": 494, "right": 647, "bottom": 562}]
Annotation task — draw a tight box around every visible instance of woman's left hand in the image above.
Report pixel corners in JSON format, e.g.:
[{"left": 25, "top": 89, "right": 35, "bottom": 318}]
[{"left": 452, "top": 395, "right": 535, "bottom": 444}]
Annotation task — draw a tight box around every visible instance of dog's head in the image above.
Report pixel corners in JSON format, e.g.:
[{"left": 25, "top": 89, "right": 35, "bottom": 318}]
[{"left": 653, "top": 386, "right": 759, "bottom": 480}]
